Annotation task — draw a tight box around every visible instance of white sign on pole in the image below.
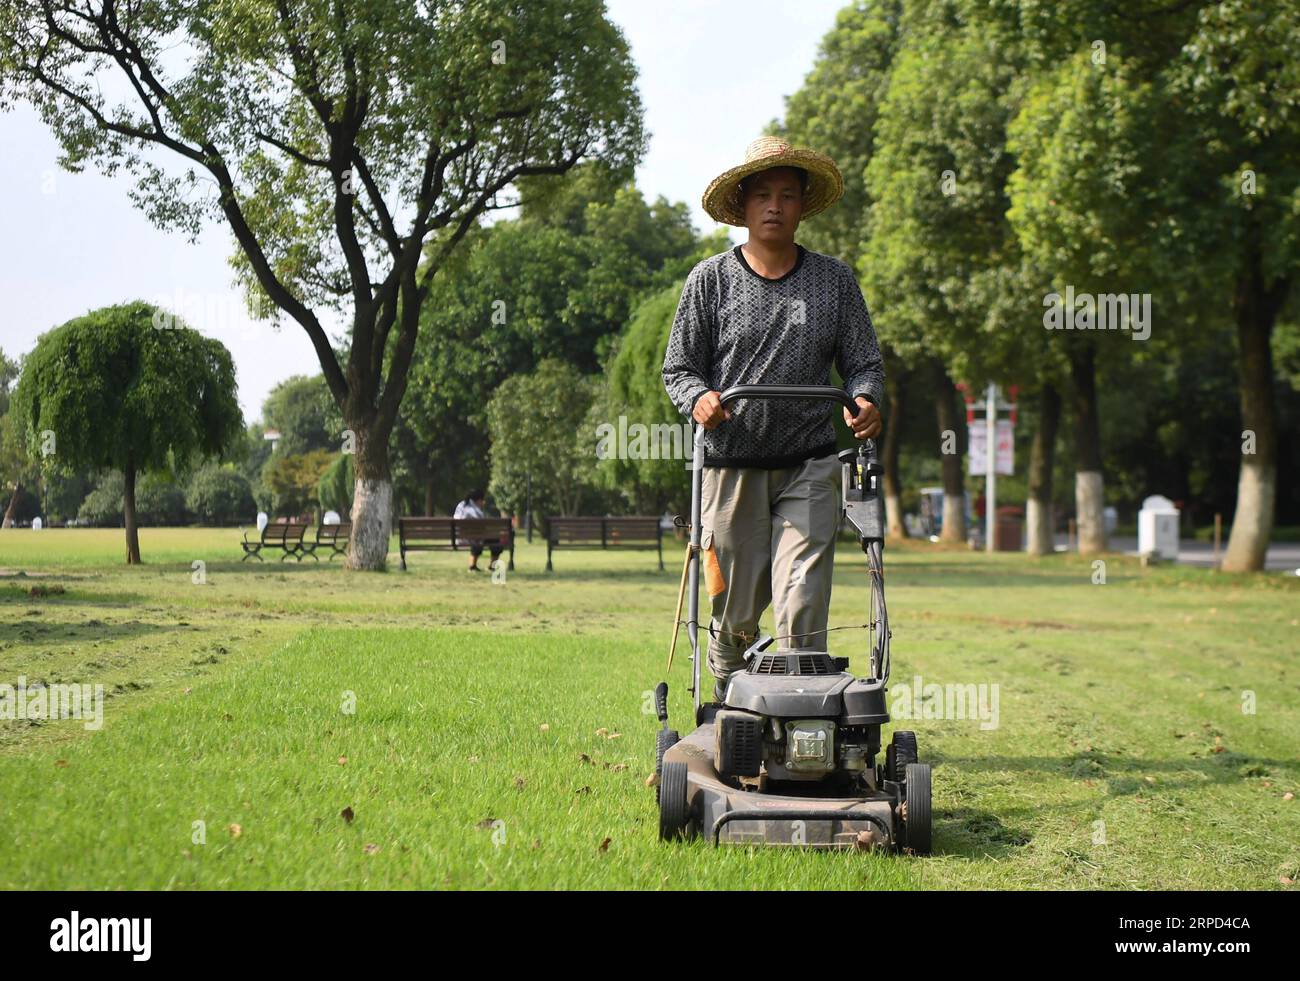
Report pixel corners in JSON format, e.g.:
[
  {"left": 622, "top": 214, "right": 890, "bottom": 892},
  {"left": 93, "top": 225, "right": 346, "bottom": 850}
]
[{"left": 969, "top": 419, "right": 1014, "bottom": 476}]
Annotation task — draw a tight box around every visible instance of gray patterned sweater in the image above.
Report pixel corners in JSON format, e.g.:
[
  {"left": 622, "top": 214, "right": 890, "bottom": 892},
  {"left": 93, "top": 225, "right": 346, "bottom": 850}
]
[{"left": 662, "top": 243, "right": 885, "bottom": 468}]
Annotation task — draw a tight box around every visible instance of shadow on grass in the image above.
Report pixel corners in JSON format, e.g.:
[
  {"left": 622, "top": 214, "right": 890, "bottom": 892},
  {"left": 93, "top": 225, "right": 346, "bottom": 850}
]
[
  {"left": 0, "top": 617, "right": 175, "bottom": 644},
  {"left": 0, "top": 585, "right": 146, "bottom": 607}
]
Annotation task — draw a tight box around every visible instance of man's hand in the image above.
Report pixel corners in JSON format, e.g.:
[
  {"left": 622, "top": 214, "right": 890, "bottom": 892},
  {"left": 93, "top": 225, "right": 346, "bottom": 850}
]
[
  {"left": 692, "top": 390, "right": 731, "bottom": 429},
  {"left": 844, "top": 396, "right": 882, "bottom": 440}
]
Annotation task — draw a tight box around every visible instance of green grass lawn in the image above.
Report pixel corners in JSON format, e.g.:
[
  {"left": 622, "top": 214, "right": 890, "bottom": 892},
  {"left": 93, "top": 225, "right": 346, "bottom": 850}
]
[{"left": 0, "top": 527, "right": 1296, "bottom": 889}]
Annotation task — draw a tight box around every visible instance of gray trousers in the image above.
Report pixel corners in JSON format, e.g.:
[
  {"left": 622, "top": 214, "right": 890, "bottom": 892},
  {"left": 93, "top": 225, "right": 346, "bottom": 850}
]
[{"left": 700, "top": 453, "right": 841, "bottom": 686}]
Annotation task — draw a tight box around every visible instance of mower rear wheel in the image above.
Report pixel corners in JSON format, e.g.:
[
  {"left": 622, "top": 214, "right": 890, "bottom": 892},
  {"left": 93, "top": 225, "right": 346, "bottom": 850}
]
[
  {"left": 888, "top": 730, "right": 919, "bottom": 783},
  {"left": 658, "top": 761, "right": 692, "bottom": 840},
  {"left": 655, "top": 729, "right": 679, "bottom": 803},
  {"left": 901, "top": 762, "right": 932, "bottom": 854}
]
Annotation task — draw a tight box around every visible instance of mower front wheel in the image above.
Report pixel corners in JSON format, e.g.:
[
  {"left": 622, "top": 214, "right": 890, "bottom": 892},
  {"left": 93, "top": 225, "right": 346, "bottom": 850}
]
[
  {"left": 658, "top": 761, "right": 693, "bottom": 841},
  {"left": 900, "top": 762, "right": 932, "bottom": 854},
  {"left": 655, "top": 729, "right": 679, "bottom": 802}
]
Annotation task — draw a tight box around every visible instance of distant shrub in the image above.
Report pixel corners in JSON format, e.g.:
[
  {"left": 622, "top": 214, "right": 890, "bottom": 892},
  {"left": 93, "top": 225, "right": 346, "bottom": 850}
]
[
  {"left": 77, "top": 471, "right": 188, "bottom": 526},
  {"left": 187, "top": 466, "right": 256, "bottom": 526},
  {"left": 78, "top": 472, "right": 124, "bottom": 526}
]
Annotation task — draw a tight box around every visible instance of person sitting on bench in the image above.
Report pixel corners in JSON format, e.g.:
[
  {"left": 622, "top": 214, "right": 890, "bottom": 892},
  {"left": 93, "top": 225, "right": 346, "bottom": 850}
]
[{"left": 453, "top": 488, "right": 504, "bottom": 572}]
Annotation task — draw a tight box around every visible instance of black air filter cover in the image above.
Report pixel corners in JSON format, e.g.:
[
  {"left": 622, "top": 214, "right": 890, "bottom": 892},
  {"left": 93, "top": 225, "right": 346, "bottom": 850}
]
[
  {"left": 716, "top": 710, "right": 764, "bottom": 778},
  {"left": 746, "top": 650, "right": 843, "bottom": 676}
]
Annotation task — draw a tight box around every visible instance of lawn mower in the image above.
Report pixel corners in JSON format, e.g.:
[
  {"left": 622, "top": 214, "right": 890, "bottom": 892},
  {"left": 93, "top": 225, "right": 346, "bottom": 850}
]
[{"left": 654, "top": 383, "right": 931, "bottom": 852}]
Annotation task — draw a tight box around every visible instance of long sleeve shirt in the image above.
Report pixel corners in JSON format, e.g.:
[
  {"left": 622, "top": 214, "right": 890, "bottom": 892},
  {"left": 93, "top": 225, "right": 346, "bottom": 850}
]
[{"left": 662, "top": 243, "right": 885, "bottom": 468}]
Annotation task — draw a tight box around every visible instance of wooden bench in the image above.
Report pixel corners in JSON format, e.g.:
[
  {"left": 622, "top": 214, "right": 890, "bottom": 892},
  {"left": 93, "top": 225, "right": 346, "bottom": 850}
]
[
  {"left": 544, "top": 516, "right": 664, "bottom": 572},
  {"left": 241, "top": 520, "right": 311, "bottom": 562},
  {"left": 304, "top": 521, "right": 351, "bottom": 561},
  {"left": 397, "top": 516, "right": 515, "bottom": 571}
]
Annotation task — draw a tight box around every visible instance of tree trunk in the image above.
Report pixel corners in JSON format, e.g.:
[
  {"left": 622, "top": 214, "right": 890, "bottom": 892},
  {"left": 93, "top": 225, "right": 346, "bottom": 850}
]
[
  {"left": 123, "top": 461, "right": 141, "bottom": 564},
  {"left": 933, "top": 364, "right": 965, "bottom": 543},
  {"left": 347, "top": 423, "right": 393, "bottom": 570},
  {"left": 882, "top": 365, "right": 908, "bottom": 539},
  {"left": 2, "top": 481, "right": 21, "bottom": 528},
  {"left": 1223, "top": 238, "right": 1286, "bottom": 572},
  {"left": 1026, "top": 383, "right": 1061, "bottom": 556},
  {"left": 1069, "top": 346, "right": 1106, "bottom": 554}
]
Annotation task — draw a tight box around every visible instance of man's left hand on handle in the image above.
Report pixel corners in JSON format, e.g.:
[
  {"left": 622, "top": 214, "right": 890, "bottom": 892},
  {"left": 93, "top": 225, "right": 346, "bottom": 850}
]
[{"left": 844, "top": 396, "right": 882, "bottom": 440}]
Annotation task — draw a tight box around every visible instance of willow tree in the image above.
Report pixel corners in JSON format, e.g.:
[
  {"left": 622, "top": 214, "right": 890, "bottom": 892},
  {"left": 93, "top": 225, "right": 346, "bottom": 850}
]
[
  {"left": 0, "top": 0, "right": 644, "bottom": 569},
  {"left": 11, "top": 302, "right": 242, "bottom": 563}
]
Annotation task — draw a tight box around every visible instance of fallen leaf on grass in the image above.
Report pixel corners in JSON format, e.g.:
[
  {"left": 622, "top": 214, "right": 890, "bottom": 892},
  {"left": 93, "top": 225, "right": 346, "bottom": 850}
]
[
  {"left": 53, "top": 760, "right": 68, "bottom": 768},
  {"left": 514, "top": 776, "right": 526, "bottom": 790},
  {"left": 337, "top": 756, "right": 348, "bottom": 766},
  {"left": 1284, "top": 792, "right": 1295, "bottom": 801},
  {"left": 228, "top": 824, "right": 242, "bottom": 839},
  {"left": 340, "top": 806, "right": 355, "bottom": 824},
  {"left": 538, "top": 723, "right": 551, "bottom": 733},
  {"left": 475, "top": 817, "right": 497, "bottom": 829},
  {"left": 578, "top": 753, "right": 592, "bottom": 764},
  {"left": 645, "top": 773, "right": 658, "bottom": 788},
  {"left": 363, "top": 843, "right": 380, "bottom": 855},
  {"left": 575, "top": 786, "right": 591, "bottom": 795},
  {"left": 598, "top": 837, "right": 611, "bottom": 852}
]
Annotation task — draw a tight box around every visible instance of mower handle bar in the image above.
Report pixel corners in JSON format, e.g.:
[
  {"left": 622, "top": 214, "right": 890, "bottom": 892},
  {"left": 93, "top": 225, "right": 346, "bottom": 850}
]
[{"left": 717, "top": 383, "right": 866, "bottom": 419}]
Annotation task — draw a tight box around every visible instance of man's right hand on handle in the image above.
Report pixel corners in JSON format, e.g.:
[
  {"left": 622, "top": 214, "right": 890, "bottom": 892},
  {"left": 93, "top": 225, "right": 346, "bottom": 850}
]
[{"left": 692, "top": 390, "right": 731, "bottom": 429}]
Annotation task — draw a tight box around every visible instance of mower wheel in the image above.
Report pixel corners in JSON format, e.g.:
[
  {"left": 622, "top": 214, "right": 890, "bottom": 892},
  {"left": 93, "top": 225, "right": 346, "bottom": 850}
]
[
  {"left": 901, "top": 762, "right": 932, "bottom": 854},
  {"left": 658, "top": 761, "right": 692, "bottom": 840},
  {"left": 888, "top": 730, "right": 919, "bottom": 783},
  {"left": 655, "top": 729, "right": 679, "bottom": 802}
]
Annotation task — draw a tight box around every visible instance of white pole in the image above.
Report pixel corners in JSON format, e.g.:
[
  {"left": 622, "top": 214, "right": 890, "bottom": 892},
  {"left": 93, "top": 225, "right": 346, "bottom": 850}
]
[{"left": 986, "top": 382, "right": 997, "bottom": 553}]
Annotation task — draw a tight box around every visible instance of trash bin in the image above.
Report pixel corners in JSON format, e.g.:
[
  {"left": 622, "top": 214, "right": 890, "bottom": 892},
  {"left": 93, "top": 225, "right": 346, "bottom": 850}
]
[
  {"left": 994, "top": 505, "right": 1024, "bottom": 551},
  {"left": 1138, "top": 495, "right": 1180, "bottom": 560}
]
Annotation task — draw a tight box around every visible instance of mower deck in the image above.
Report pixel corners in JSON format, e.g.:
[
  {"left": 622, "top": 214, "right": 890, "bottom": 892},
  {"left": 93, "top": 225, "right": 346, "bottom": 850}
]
[{"left": 664, "top": 719, "right": 898, "bottom": 849}]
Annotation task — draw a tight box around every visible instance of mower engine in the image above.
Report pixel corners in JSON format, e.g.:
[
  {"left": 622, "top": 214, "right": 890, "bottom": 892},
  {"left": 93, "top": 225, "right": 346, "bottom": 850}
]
[{"left": 714, "top": 647, "right": 889, "bottom": 790}]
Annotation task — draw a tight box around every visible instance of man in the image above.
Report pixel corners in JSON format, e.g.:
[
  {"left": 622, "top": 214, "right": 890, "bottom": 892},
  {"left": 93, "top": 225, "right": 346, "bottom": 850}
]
[
  {"left": 453, "top": 488, "right": 504, "bottom": 572},
  {"left": 662, "top": 136, "right": 884, "bottom": 701}
]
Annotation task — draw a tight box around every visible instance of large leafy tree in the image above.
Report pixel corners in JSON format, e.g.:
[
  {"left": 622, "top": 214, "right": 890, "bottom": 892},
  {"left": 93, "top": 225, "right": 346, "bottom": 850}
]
[
  {"left": 395, "top": 164, "right": 698, "bottom": 515},
  {"left": 0, "top": 0, "right": 644, "bottom": 569},
  {"left": 861, "top": 0, "right": 1024, "bottom": 544},
  {"left": 485, "top": 359, "right": 599, "bottom": 519},
  {"left": 771, "top": 0, "right": 909, "bottom": 535},
  {"left": 11, "top": 302, "right": 243, "bottom": 562},
  {"left": 261, "top": 374, "right": 338, "bottom": 457},
  {"left": 1170, "top": 0, "right": 1300, "bottom": 570}
]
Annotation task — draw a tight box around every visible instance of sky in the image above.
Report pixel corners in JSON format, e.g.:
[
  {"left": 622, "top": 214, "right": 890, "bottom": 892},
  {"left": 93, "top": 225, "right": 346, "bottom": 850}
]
[{"left": 0, "top": 0, "right": 844, "bottom": 422}]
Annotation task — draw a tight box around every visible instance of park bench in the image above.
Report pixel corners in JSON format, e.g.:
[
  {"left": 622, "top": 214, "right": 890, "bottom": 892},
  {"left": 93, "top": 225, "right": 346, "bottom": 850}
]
[
  {"left": 397, "top": 516, "right": 515, "bottom": 571},
  {"left": 544, "top": 516, "right": 664, "bottom": 572},
  {"left": 241, "top": 520, "right": 311, "bottom": 562},
  {"left": 304, "top": 521, "right": 351, "bottom": 561}
]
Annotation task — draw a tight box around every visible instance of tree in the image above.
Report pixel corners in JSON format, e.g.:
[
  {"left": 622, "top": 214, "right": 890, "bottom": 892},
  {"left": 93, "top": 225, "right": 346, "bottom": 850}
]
[
  {"left": 187, "top": 464, "right": 256, "bottom": 525},
  {"left": 263, "top": 449, "right": 335, "bottom": 518},
  {"left": 485, "top": 359, "right": 598, "bottom": 519},
  {"left": 773, "top": 0, "right": 908, "bottom": 535},
  {"left": 0, "top": 347, "right": 33, "bottom": 527},
  {"left": 11, "top": 302, "right": 242, "bottom": 562},
  {"left": 261, "top": 375, "right": 338, "bottom": 457},
  {"left": 0, "top": 0, "right": 644, "bottom": 569},
  {"left": 861, "top": 2, "right": 1023, "bottom": 544},
  {"left": 1170, "top": 0, "right": 1300, "bottom": 570},
  {"left": 395, "top": 164, "right": 699, "bottom": 515}
]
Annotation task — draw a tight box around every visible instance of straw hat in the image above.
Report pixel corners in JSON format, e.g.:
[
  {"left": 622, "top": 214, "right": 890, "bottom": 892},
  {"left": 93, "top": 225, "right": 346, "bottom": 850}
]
[{"left": 702, "top": 136, "right": 845, "bottom": 226}]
